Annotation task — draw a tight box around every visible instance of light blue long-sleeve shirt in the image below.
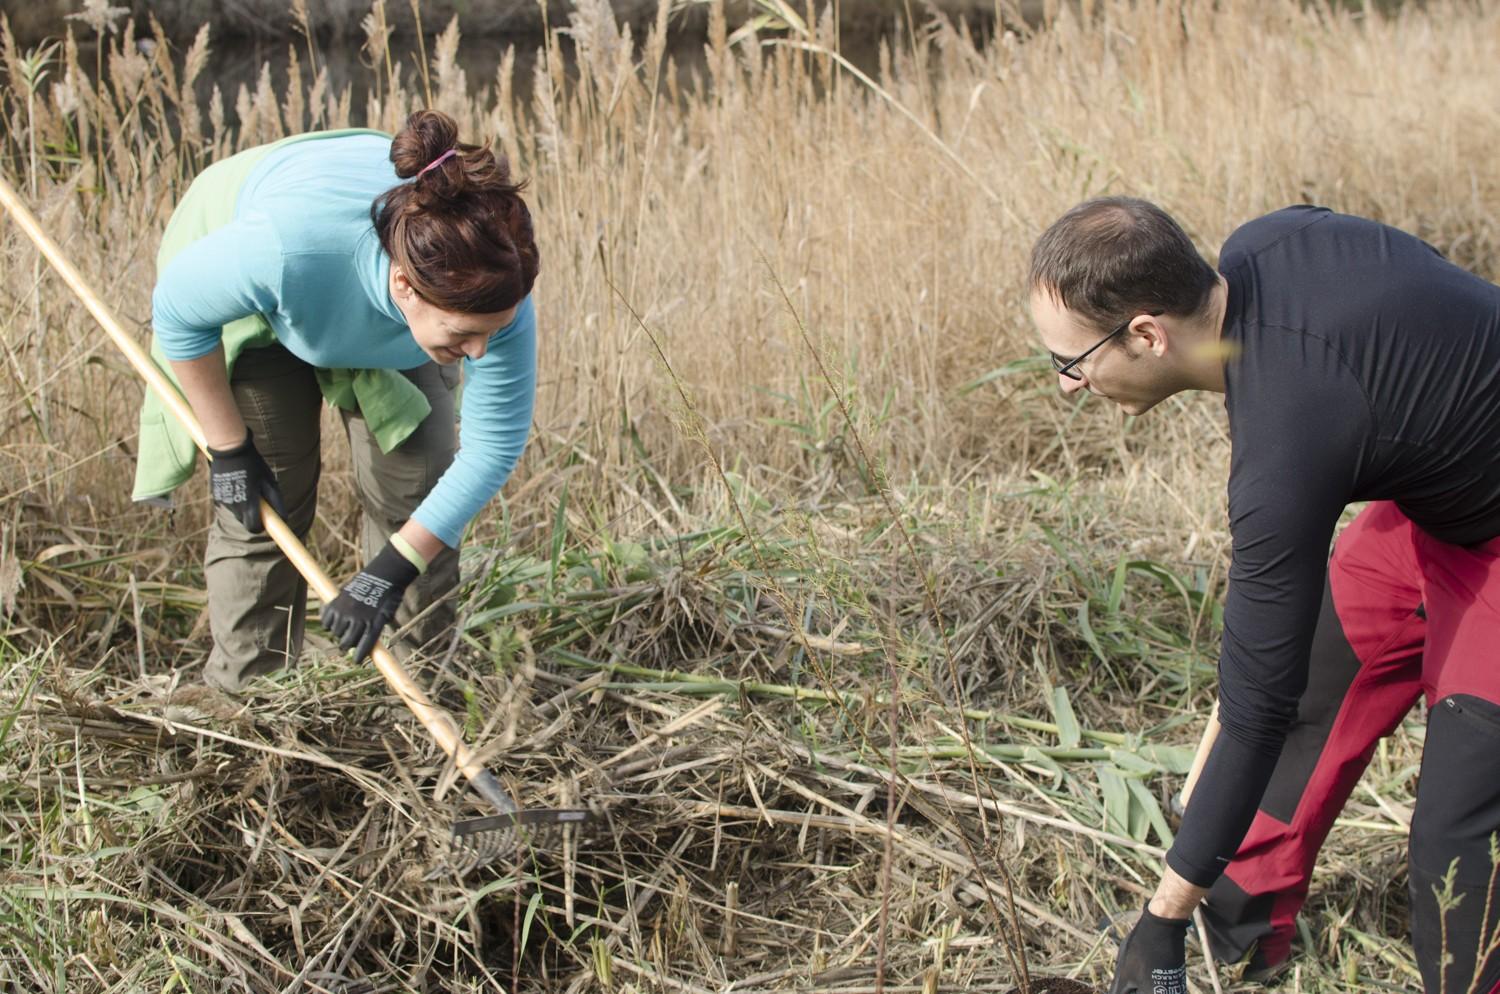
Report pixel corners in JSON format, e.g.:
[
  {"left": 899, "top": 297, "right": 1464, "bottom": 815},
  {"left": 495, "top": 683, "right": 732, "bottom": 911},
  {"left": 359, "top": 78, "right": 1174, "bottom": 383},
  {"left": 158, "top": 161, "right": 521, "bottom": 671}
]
[{"left": 151, "top": 133, "right": 536, "bottom": 547}]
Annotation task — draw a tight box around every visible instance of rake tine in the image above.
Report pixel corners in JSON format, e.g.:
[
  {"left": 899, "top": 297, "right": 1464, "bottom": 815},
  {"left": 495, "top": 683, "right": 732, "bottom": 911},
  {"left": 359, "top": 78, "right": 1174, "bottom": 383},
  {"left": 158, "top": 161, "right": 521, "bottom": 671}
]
[{"left": 429, "top": 806, "right": 596, "bottom": 878}]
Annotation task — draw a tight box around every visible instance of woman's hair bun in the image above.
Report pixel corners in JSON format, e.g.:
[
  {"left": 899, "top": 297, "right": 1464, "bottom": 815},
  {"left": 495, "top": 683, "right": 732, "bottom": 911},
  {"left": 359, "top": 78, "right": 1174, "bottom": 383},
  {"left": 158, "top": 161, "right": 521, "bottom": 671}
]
[
  {"left": 390, "top": 110, "right": 461, "bottom": 179},
  {"left": 373, "top": 109, "right": 539, "bottom": 314}
]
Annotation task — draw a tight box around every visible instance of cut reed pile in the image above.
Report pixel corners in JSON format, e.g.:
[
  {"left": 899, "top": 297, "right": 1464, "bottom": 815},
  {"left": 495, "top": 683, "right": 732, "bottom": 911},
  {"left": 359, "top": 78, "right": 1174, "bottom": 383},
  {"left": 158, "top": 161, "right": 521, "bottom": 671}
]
[{"left": 0, "top": 0, "right": 1474, "bottom": 990}]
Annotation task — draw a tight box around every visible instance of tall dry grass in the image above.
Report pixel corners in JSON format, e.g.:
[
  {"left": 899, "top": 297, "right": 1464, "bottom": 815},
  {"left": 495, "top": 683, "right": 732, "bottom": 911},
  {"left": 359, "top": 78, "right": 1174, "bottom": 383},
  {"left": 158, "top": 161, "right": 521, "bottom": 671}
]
[
  {"left": 7, "top": 0, "right": 1500, "bottom": 549},
  {"left": 0, "top": 0, "right": 1491, "bottom": 990},
  {"left": 0, "top": 1, "right": 1489, "bottom": 518}
]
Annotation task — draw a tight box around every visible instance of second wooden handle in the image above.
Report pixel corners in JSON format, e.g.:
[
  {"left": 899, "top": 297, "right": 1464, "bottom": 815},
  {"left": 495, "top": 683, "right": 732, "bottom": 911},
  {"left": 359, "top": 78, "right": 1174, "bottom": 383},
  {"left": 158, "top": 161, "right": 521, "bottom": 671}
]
[{"left": 1179, "top": 701, "right": 1221, "bottom": 810}]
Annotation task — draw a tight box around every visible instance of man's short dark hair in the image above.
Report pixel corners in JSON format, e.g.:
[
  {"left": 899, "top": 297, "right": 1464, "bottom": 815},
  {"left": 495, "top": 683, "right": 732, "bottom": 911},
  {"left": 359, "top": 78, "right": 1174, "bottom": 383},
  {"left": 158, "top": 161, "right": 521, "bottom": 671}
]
[{"left": 1029, "top": 197, "right": 1219, "bottom": 332}]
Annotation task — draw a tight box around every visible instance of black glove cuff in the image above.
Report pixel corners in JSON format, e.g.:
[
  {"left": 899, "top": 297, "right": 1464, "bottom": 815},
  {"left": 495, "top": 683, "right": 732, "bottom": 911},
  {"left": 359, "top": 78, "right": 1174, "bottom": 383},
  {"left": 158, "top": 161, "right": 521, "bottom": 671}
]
[
  {"left": 367, "top": 541, "right": 421, "bottom": 588},
  {"left": 1139, "top": 905, "right": 1192, "bottom": 930},
  {"left": 206, "top": 429, "right": 255, "bottom": 460}
]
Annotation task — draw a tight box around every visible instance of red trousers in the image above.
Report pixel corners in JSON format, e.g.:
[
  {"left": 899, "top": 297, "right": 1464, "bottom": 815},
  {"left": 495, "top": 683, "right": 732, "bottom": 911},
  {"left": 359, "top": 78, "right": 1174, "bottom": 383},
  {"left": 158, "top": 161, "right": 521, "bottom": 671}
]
[{"left": 1200, "top": 502, "right": 1500, "bottom": 994}]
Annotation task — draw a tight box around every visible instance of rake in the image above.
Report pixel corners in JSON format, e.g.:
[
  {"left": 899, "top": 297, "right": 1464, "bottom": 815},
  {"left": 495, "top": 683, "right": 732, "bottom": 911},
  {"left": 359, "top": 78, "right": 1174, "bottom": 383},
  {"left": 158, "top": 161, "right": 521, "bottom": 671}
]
[{"left": 0, "top": 175, "right": 593, "bottom": 875}]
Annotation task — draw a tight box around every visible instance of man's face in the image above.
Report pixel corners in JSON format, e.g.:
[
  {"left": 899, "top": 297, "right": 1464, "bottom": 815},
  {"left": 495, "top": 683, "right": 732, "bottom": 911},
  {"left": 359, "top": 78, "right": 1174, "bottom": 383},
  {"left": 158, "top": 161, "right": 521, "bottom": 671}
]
[{"left": 1029, "top": 288, "right": 1172, "bottom": 416}]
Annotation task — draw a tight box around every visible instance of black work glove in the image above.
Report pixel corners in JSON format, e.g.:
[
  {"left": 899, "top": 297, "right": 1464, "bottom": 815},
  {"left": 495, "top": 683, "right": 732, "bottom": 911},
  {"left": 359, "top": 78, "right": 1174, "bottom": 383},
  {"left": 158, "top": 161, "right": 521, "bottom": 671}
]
[
  {"left": 1108, "top": 905, "right": 1190, "bottom": 994},
  {"left": 207, "top": 430, "right": 287, "bottom": 534},
  {"left": 320, "top": 541, "right": 421, "bottom": 663}
]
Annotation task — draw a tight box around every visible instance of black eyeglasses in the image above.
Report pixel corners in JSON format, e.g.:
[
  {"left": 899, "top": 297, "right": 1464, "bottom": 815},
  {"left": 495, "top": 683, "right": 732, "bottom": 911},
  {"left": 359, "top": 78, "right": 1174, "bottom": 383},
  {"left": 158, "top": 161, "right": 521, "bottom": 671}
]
[{"left": 1049, "top": 310, "right": 1163, "bottom": 381}]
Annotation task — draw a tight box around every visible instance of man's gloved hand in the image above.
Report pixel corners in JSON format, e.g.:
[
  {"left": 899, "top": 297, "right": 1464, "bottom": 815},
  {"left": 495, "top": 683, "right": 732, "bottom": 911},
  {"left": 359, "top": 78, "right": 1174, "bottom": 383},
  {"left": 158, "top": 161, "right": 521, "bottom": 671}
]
[
  {"left": 1108, "top": 905, "right": 1190, "bottom": 994},
  {"left": 207, "top": 430, "right": 287, "bottom": 534},
  {"left": 320, "top": 540, "right": 421, "bottom": 663}
]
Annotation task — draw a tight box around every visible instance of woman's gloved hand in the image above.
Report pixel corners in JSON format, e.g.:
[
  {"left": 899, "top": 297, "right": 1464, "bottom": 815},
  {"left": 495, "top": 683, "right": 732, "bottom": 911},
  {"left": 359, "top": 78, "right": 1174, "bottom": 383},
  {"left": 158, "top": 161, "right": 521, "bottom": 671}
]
[
  {"left": 207, "top": 430, "right": 287, "bottom": 533},
  {"left": 1108, "top": 905, "right": 1190, "bottom": 994},
  {"left": 321, "top": 540, "right": 422, "bottom": 663}
]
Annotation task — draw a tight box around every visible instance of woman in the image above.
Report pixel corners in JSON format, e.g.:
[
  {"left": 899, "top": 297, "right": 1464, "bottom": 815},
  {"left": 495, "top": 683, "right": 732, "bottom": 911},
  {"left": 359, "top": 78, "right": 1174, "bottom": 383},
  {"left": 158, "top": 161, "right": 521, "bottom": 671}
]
[{"left": 134, "top": 110, "right": 538, "bottom": 691}]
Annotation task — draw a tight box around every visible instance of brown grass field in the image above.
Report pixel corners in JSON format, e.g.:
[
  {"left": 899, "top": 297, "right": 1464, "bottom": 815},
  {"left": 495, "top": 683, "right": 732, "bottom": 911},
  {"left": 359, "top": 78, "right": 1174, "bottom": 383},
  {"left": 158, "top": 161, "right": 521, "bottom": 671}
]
[{"left": 0, "top": 0, "right": 1493, "bottom": 990}]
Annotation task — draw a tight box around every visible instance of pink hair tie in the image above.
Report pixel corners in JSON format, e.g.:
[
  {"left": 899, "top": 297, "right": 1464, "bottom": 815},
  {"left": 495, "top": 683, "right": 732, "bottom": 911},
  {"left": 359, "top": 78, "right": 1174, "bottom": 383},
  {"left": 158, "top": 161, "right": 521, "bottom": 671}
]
[{"left": 417, "top": 148, "right": 458, "bottom": 178}]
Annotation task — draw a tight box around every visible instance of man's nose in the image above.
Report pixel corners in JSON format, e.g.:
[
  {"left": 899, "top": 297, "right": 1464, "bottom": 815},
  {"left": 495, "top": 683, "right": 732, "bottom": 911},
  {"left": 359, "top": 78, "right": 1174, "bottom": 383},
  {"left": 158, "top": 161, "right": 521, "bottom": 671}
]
[
  {"left": 1058, "top": 371, "right": 1088, "bottom": 395},
  {"left": 465, "top": 336, "right": 489, "bottom": 360}
]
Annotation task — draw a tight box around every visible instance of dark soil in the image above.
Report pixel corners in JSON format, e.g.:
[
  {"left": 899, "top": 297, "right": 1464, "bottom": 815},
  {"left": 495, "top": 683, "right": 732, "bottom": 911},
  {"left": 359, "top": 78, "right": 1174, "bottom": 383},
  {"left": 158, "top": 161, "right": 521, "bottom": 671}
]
[{"left": 1002, "top": 978, "right": 1102, "bottom": 994}]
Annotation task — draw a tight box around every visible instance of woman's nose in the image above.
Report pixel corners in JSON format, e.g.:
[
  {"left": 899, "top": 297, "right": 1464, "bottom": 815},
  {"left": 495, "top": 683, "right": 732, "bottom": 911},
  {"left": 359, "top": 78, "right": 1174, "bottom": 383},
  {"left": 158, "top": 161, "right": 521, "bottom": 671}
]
[
  {"left": 1059, "top": 371, "right": 1087, "bottom": 395},
  {"left": 465, "top": 336, "right": 489, "bottom": 360}
]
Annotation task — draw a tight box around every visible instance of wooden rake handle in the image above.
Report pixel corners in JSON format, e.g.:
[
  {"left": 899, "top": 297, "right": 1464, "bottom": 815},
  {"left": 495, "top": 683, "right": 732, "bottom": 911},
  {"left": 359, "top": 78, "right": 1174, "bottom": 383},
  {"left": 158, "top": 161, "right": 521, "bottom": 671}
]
[
  {"left": 0, "top": 176, "right": 517, "bottom": 819},
  {"left": 1178, "top": 699, "right": 1221, "bottom": 811}
]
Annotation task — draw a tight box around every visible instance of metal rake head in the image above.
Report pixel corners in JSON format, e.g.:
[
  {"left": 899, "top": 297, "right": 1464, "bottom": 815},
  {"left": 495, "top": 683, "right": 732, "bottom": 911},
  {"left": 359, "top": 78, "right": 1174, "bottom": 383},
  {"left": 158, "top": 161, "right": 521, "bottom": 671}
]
[{"left": 428, "top": 806, "right": 596, "bottom": 878}]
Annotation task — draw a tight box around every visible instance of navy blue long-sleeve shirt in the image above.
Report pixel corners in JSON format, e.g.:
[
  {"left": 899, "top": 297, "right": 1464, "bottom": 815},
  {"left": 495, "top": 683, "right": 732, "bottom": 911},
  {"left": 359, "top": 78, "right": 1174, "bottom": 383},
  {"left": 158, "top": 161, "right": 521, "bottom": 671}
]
[{"left": 1167, "top": 206, "right": 1500, "bottom": 885}]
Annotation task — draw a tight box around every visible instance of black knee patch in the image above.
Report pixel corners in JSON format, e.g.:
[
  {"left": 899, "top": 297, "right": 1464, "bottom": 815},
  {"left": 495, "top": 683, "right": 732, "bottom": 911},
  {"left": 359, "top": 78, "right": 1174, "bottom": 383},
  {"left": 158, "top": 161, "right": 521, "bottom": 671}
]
[
  {"left": 1410, "top": 694, "right": 1500, "bottom": 994},
  {"left": 1413, "top": 696, "right": 1500, "bottom": 884},
  {"left": 1201, "top": 874, "right": 1277, "bottom": 965}
]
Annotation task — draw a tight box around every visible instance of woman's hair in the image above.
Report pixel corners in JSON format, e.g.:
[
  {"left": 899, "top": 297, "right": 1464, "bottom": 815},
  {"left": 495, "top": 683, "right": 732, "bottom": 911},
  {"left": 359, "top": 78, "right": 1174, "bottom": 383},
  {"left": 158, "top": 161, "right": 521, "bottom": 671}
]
[{"left": 372, "top": 110, "right": 539, "bottom": 314}]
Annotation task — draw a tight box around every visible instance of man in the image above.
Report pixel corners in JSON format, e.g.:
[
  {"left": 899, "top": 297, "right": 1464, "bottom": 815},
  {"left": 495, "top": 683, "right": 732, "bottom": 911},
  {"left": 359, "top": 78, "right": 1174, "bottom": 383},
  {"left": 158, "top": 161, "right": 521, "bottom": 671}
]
[{"left": 1028, "top": 198, "right": 1500, "bottom": 994}]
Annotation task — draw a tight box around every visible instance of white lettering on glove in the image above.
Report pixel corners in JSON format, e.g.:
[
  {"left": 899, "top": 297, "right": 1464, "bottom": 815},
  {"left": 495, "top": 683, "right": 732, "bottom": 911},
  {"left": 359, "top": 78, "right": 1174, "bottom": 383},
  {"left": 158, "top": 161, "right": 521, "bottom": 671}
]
[
  {"left": 345, "top": 572, "right": 393, "bottom": 608},
  {"left": 1150, "top": 966, "right": 1186, "bottom": 994},
  {"left": 212, "top": 469, "right": 249, "bottom": 504}
]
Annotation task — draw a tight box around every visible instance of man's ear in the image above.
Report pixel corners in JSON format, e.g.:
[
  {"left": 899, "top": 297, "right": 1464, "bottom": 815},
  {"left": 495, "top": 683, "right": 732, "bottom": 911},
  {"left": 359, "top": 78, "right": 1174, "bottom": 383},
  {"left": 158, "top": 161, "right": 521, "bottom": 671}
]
[{"left": 1131, "top": 313, "right": 1169, "bottom": 357}]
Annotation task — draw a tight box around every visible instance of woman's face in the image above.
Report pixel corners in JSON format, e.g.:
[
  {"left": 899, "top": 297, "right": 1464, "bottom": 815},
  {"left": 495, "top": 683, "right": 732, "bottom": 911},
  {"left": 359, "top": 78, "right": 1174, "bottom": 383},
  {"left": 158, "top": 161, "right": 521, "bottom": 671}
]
[{"left": 390, "top": 266, "right": 517, "bottom": 365}]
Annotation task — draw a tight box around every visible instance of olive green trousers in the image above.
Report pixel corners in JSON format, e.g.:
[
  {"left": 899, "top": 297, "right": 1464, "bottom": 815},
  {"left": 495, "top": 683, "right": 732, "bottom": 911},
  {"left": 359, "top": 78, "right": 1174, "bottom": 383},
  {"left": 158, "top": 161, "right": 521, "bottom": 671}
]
[{"left": 202, "top": 343, "right": 461, "bottom": 691}]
